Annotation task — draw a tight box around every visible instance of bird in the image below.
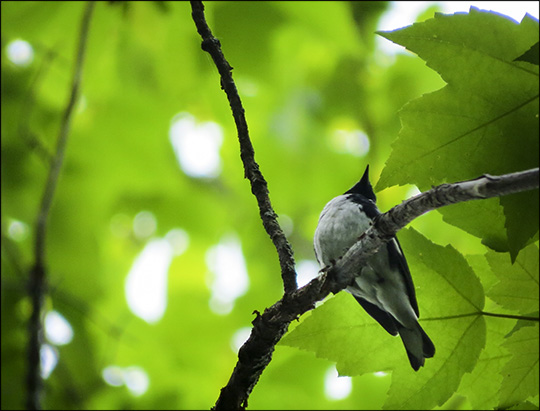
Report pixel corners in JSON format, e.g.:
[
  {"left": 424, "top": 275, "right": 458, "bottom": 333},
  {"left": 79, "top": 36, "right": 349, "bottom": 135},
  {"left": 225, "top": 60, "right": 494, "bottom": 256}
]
[{"left": 313, "top": 165, "right": 435, "bottom": 370}]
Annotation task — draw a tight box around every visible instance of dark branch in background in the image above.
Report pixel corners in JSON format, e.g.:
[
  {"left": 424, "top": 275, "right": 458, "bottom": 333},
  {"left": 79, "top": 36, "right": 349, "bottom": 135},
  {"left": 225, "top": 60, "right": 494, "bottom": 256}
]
[
  {"left": 190, "top": 1, "right": 297, "bottom": 296},
  {"left": 18, "top": 49, "right": 57, "bottom": 166},
  {"left": 26, "top": 2, "right": 95, "bottom": 410},
  {"left": 189, "top": 2, "right": 540, "bottom": 410}
]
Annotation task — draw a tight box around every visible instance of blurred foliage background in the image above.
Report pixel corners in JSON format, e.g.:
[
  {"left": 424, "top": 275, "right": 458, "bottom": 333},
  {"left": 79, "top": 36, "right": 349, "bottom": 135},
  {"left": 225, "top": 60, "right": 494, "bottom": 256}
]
[{"left": 1, "top": 1, "right": 536, "bottom": 410}]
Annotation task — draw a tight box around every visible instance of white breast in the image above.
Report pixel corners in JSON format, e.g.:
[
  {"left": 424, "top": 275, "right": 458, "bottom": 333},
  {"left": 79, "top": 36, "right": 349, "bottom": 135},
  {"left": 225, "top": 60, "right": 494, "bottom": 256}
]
[{"left": 314, "top": 195, "right": 372, "bottom": 267}]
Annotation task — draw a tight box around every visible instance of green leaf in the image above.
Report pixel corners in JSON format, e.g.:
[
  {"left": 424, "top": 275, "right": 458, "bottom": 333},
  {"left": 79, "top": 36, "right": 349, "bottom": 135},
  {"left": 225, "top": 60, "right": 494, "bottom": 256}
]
[
  {"left": 437, "top": 198, "right": 510, "bottom": 253},
  {"left": 486, "top": 243, "right": 539, "bottom": 314},
  {"left": 384, "top": 315, "right": 485, "bottom": 410},
  {"left": 281, "top": 292, "right": 405, "bottom": 373},
  {"left": 458, "top": 317, "right": 515, "bottom": 410},
  {"left": 508, "top": 400, "right": 540, "bottom": 410},
  {"left": 282, "top": 228, "right": 486, "bottom": 409},
  {"left": 499, "top": 325, "right": 540, "bottom": 408},
  {"left": 501, "top": 192, "right": 540, "bottom": 261},
  {"left": 376, "top": 8, "right": 539, "bottom": 256},
  {"left": 514, "top": 41, "right": 540, "bottom": 65}
]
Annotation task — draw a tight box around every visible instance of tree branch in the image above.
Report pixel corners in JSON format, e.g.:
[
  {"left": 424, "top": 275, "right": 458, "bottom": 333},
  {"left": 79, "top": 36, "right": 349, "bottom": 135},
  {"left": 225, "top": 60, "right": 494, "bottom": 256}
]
[
  {"left": 212, "top": 168, "right": 539, "bottom": 410},
  {"left": 26, "top": 2, "right": 95, "bottom": 409},
  {"left": 189, "top": 0, "right": 297, "bottom": 296}
]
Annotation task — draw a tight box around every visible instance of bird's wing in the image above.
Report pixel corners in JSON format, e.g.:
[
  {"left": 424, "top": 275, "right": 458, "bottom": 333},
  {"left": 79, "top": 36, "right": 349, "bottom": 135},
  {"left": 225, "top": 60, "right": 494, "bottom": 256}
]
[
  {"left": 352, "top": 295, "right": 399, "bottom": 336},
  {"left": 386, "top": 237, "right": 419, "bottom": 317}
]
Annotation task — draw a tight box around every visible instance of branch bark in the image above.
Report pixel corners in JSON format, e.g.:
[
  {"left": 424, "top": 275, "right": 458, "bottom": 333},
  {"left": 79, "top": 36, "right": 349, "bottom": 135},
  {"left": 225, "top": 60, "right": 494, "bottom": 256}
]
[
  {"left": 190, "top": 0, "right": 297, "bottom": 296},
  {"left": 26, "top": 2, "right": 95, "bottom": 410}
]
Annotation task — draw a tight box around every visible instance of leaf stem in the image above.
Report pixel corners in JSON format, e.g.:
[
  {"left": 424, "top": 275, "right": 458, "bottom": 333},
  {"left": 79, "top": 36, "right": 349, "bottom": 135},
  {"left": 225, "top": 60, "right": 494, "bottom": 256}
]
[
  {"left": 422, "top": 311, "right": 539, "bottom": 322},
  {"left": 480, "top": 311, "right": 539, "bottom": 322}
]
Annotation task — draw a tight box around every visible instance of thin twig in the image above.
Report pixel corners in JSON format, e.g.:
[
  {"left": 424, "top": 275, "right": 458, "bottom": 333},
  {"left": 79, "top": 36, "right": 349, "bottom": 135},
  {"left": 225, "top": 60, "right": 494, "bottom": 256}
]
[
  {"left": 189, "top": 0, "right": 298, "bottom": 296},
  {"left": 18, "top": 49, "right": 57, "bottom": 166},
  {"left": 26, "top": 2, "right": 95, "bottom": 410}
]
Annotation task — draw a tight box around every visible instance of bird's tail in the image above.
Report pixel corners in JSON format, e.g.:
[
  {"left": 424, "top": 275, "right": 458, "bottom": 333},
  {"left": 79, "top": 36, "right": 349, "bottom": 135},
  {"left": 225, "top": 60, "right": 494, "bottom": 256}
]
[{"left": 397, "top": 322, "right": 435, "bottom": 371}]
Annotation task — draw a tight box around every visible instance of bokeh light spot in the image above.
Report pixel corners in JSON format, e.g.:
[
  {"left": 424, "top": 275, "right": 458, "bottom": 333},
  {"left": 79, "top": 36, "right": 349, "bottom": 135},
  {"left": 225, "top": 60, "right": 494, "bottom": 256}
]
[
  {"left": 125, "top": 238, "right": 172, "bottom": 323},
  {"left": 6, "top": 39, "right": 34, "bottom": 66},
  {"left": 169, "top": 112, "right": 223, "bottom": 179},
  {"left": 44, "top": 310, "right": 74, "bottom": 346},
  {"left": 206, "top": 234, "right": 249, "bottom": 315},
  {"left": 324, "top": 365, "right": 352, "bottom": 401}
]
